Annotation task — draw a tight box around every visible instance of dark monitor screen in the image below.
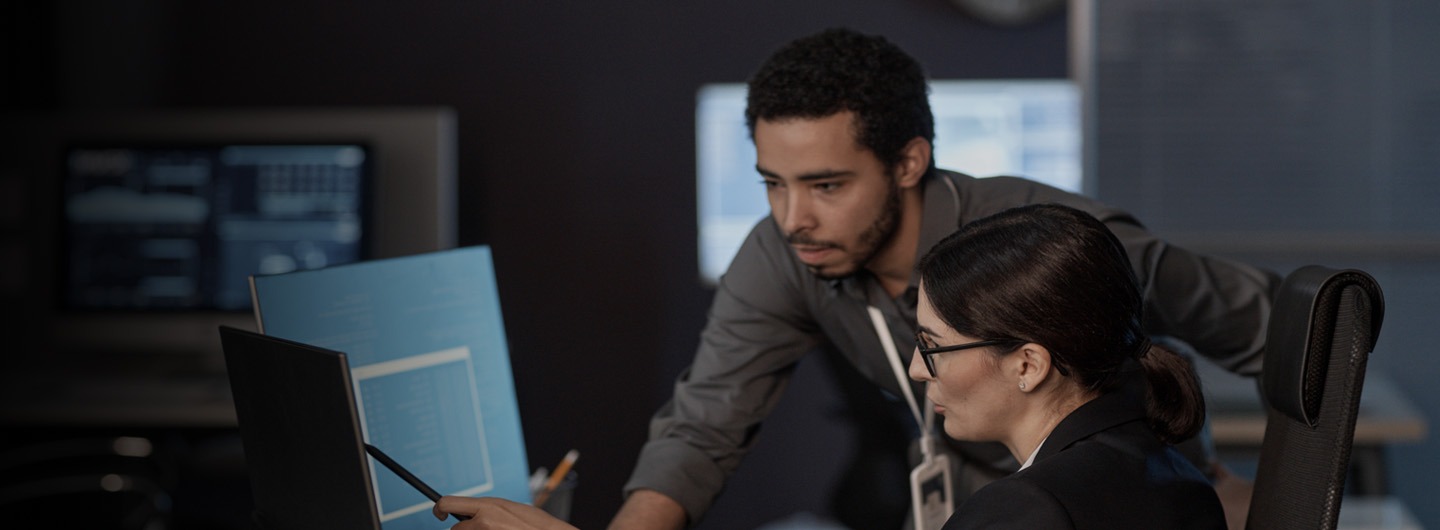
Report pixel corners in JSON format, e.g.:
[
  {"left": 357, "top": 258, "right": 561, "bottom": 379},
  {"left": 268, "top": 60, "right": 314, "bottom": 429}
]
[{"left": 61, "top": 144, "right": 370, "bottom": 312}]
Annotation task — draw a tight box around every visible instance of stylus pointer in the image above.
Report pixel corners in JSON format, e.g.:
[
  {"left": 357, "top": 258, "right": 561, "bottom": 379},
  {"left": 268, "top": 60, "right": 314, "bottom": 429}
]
[{"left": 364, "top": 443, "right": 471, "bottom": 521}]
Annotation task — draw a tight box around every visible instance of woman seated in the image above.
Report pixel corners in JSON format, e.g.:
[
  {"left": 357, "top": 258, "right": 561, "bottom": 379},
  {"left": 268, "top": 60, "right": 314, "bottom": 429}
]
[
  {"left": 913, "top": 203, "right": 1224, "bottom": 529},
  {"left": 431, "top": 203, "right": 1226, "bottom": 529}
]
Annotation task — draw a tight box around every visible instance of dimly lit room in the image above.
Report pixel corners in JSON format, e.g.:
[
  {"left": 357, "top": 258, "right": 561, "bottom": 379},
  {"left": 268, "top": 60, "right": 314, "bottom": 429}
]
[{"left": 2, "top": 1, "right": 1436, "bottom": 529}]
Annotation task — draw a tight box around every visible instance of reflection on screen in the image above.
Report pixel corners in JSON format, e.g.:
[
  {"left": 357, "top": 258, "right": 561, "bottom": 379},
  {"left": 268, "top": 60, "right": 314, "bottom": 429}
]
[
  {"left": 696, "top": 80, "right": 1080, "bottom": 284},
  {"left": 63, "top": 144, "right": 368, "bottom": 310}
]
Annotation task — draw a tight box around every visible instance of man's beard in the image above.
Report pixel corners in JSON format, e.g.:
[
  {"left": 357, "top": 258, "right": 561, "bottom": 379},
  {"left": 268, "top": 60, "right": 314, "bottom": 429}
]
[{"left": 788, "top": 180, "right": 903, "bottom": 281}]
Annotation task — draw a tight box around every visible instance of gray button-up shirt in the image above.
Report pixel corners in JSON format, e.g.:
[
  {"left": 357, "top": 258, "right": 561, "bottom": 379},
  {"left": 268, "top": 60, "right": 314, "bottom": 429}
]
[{"left": 625, "top": 171, "right": 1279, "bottom": 522}]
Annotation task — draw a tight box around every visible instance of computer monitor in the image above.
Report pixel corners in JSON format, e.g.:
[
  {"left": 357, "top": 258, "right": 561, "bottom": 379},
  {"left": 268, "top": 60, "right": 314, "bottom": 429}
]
[
  {"left": 62, "top": 143, "right": 371, "bottom": 312},
  {"left": 9, "top": 108, "right": 457, "bottom": 359},
  {"left": 695, "top": 79, "right": 1081, "bottom": 285}
]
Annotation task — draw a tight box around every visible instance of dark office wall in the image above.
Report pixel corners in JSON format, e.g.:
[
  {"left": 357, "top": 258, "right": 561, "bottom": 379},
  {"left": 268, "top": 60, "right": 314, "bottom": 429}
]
[
  {"left": 1086, "top": 2, "right": 1440, "bottom": 526},
  {"left": 11, "top": 1, "right": 1067, "bottom": 528}
]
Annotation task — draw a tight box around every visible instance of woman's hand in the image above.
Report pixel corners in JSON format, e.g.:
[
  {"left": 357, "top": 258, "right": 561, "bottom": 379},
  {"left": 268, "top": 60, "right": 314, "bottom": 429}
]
[{"left": 432, "top": 496, "right": 579, "bottom": 530}]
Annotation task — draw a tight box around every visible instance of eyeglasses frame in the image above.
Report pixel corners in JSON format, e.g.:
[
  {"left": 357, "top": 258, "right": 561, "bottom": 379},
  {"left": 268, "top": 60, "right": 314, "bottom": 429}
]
[
  {"left": 915, "top": 335, "right": 1070, "bottom": 378},
  {"left": 915, "top": 336, "right": 1022, "bottom": 378}
]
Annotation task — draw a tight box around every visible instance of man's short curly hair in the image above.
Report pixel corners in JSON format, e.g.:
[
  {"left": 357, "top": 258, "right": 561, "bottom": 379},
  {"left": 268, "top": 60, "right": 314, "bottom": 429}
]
[{"left": 745, "top": 28, "right": 934, "bottom": 173}]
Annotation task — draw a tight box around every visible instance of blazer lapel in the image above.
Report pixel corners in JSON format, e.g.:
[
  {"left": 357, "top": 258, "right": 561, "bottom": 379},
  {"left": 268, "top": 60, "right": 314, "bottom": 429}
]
[{"left": 1035, "top": 371, "right": 1149, "bottom": 462}]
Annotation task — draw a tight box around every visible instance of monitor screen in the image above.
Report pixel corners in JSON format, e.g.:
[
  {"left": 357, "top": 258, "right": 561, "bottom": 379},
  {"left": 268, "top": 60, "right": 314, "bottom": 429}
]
[
  {"left": 4, "top": 108, "right": 455, "bottom": 360},
  {"left": 62, "top": 144, "right": 370, "bottom": 312},
  {"left": 696, "top": 79, "right": 1081, "bottom": 284}
]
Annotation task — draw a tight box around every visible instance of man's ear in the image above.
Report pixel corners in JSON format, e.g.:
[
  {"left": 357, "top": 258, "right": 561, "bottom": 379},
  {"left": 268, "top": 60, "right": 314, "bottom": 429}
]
[
  {"left": 1014, "top": 343, "right": 1054, "bottom": 392},
  {"left": 894, "top": 136, "right": 931, "bottom": 189}
]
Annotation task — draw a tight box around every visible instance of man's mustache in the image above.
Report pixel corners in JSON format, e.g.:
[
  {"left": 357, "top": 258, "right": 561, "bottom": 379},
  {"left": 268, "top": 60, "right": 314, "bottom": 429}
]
[{"left": 785, "top": 232, "right": 840, "bottom": 249}]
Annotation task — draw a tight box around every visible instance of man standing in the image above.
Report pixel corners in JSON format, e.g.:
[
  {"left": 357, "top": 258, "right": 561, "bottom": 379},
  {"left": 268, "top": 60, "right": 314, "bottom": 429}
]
[{"left": 609, "top": 28, "right": 1276, "bottom": 530}]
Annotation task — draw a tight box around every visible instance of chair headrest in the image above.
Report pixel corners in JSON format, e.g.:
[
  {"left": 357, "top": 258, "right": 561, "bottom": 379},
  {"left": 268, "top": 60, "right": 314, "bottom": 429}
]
[{"left": 1261, "top": 266, "right": 1384, "bottom": 426}]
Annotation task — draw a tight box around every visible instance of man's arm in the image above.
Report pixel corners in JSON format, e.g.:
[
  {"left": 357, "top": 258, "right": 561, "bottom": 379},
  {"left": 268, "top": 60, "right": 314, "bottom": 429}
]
[
  {"left": 958, "top": 176, "right": 1279, "bottom": 374},
  {"left": 1107, "top": 221, "right": 1279, "bottom": 375},
  {"left": 620, "top": 218, "right": 824, "bottom": 524},
  {"left": 607, "top": 489, "right": 687, "bottom": 530}
]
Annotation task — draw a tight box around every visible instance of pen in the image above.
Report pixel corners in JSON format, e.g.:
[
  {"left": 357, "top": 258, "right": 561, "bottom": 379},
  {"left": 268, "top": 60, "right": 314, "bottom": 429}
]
[
  {"left": 364, "top": 443, "right": 470, "bottom": 521},
  {"left": 533, "top": 449, "right": 579, "bottom": 508}
]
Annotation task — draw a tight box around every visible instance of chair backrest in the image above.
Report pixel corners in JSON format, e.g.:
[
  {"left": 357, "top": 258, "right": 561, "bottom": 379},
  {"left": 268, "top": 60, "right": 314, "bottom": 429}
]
[{"left": 1245, "top": 265, "right": 1385, "bottom": 530}]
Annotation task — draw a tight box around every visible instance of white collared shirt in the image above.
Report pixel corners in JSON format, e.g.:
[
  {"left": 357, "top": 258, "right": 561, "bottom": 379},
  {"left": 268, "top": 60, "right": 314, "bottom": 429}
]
[{"left": 1019, "top": 436, "right": 1049, "bottom": 471}]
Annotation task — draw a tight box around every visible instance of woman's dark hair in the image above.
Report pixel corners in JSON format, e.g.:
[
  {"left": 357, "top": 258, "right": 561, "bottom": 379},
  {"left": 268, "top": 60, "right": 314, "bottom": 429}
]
[
  {"left": 745, "top": 28, "right": 935, "bottom": 173},
  {"left": 917, "top": 203, "right": 1204, "bottom": 444}
]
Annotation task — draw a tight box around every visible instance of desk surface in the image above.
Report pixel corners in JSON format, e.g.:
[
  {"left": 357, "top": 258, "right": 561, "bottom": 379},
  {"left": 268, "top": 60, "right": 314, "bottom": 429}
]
[
  {"left": 1197, "top": 360, "right": 1427, "bottom": 446},
  {"left": 1338, "top": 496, "right": 1422, "bottom": 530}
]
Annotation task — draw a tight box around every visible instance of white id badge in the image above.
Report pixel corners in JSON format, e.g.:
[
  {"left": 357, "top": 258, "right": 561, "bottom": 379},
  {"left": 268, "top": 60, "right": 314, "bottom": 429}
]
[{"left": 909, "top": 452, "right": 954, "bottom": 530}]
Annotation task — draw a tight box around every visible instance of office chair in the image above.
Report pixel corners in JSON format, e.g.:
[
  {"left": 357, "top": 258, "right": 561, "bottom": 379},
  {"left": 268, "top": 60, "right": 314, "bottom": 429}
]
[{"left": 1245, "top": 266, "right": 1384, "bottom": 530}]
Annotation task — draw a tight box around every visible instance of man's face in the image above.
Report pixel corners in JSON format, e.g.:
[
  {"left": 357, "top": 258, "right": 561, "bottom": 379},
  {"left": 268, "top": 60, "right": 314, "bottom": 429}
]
[{"left": 754, "top": 111, "right": 902, "bottom": 280}]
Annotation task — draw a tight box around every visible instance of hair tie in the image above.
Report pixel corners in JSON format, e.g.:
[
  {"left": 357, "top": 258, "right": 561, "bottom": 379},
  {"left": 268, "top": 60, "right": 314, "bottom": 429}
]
[{"left": 1134, "top": 337, "right": 1153, "bottom": 359}]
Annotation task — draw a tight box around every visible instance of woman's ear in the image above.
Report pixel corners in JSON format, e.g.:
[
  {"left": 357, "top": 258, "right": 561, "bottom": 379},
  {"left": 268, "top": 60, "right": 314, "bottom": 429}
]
[{"left": 1013, "top": 343, "right": 1054, "bottom": 392}]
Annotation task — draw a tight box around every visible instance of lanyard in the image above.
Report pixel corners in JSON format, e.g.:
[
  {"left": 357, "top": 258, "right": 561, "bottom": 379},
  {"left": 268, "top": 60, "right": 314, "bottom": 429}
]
[
  {"left": 866, "top": 305, "right": 937, "bottom": 458},
  {"left": 863, "top": 172, "right": 956, "bottom": 459}
]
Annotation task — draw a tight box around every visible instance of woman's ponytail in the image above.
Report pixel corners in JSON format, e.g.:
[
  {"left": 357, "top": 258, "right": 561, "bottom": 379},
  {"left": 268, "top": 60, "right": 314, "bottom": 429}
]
[{"left": 1137, "top": 345, "right": 1206, "bottom": 444}]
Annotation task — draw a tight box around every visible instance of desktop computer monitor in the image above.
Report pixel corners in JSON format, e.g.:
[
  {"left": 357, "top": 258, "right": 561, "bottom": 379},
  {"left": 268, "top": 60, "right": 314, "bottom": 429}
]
[
  {"left": 695, "top": 79, "right": 1081, "bottom": 285},
  {"left": 61, "top": 143, "right": 371, "bottom": 312},
  {"left": 7, "top": 108, "right": 457, "bottom": 359}
]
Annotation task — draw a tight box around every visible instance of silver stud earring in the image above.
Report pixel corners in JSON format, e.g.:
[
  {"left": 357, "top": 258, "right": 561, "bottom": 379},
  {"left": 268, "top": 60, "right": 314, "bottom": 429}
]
[{"left": 1019, "top": 381, "right": 1027, "bottom": 391}]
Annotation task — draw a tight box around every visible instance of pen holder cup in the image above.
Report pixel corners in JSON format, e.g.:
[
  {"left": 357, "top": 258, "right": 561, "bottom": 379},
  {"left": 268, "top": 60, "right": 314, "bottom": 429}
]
[{"left": 538, "top": 471, "right": 577, "bottom": 522}]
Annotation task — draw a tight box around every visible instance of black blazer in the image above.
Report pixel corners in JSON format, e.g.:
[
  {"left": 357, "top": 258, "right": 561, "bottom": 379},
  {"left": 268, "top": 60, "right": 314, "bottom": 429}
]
[{"left": 942, "top": 387, "right": 1226, "bottom": 530}]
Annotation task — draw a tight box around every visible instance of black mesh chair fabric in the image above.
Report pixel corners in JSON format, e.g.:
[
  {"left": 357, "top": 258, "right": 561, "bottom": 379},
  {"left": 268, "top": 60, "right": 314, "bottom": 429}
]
[{"left": 1245, "top": 266, "right": 1384, "bottom": 530}]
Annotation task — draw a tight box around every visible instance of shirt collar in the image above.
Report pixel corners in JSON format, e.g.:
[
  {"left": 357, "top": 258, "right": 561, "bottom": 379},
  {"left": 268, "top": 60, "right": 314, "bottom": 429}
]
[
  {"left": 911, "top": 171, "right": 963, "bottom": 291},
  {"left": 1020, "top": 435, "right": 1048, "bottom": 470}
]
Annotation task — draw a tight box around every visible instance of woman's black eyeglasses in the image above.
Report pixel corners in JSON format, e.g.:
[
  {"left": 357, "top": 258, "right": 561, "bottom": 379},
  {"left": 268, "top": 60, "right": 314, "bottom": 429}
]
[{"left": 915, "top": 334, "right": 1021, "bottom": 378}]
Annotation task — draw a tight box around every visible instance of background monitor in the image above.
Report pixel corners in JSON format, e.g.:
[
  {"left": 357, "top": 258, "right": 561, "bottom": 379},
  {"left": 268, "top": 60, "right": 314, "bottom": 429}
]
[
  {"left": 8, "top": 108, "right": 457, "bottom": 359},
  {"left": 695, "top": 79, "right": 1081, "bottom": 285},
  {"left": 62, "top": 143, "right": 371, "bottom": 312}
]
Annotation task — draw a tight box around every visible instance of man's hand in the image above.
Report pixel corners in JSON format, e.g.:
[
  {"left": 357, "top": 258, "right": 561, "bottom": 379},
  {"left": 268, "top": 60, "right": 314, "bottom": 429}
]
[
  {"left": 432, "top": 496, "right": 577, "bottom": 530},
  {"left": 606, "top": 489, "right": 687, "bottom": 530}
]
